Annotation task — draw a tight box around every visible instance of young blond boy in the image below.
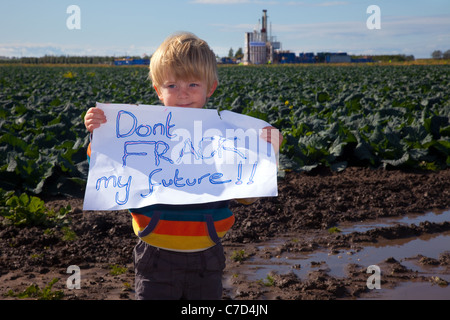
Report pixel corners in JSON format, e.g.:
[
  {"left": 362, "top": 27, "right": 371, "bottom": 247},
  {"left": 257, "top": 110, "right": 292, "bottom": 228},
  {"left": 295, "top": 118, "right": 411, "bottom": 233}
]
[{"left": 84, "top": 32, "right": 282, "bottom": 300}]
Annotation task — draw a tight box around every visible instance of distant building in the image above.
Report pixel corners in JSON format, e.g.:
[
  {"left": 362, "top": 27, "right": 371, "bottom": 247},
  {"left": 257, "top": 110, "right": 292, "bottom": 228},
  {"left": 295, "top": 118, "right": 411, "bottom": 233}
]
[
  {"left": 114, "top": 57, "right": 150, "bottom": 66},
  {"left": 326, "top": 53, "right": 352, "bottom": 63},
  {"left": 242, "top": 10, "right": 373, "bottom": 65},
  {"left": 316, "top": 52, "right": 352, "bottom": 63},
  {"left": 244, "top": 10, "right": 281, "bottom": 65}
]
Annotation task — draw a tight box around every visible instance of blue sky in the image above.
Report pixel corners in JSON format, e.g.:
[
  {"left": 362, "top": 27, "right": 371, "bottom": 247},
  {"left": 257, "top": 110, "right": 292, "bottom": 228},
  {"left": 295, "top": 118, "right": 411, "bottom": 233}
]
[{"left": 0, "top": 0, "right": 449, "bottom": 59}]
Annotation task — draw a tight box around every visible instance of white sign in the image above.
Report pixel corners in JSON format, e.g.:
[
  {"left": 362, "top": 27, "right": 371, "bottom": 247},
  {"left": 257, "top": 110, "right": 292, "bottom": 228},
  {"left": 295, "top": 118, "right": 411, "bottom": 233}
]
[{"left": 83, "top": 103, "right": 278, "bottom": 210}]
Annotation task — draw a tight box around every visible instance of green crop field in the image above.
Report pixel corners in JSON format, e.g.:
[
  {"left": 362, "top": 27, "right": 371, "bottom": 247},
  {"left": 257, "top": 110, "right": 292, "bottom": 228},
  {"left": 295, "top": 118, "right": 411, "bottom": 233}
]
[{"left": 1, "top": 64, "right": 449, "bottom": 198}]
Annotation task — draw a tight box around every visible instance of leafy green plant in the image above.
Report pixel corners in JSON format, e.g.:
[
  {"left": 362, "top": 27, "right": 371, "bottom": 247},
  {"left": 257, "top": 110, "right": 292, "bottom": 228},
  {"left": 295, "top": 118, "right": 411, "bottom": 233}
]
[
  {"left": 109, "top": 264, "right": 128, "bottom": 276},
  {"left": 0, "top": 188, "right": 71, "bottom": 227},
  {"left": 230, "top": 249, "right": 248, "bottom": 262},
  {"left": 216, "top": 65, "right": 449, "bottom": 172},
  {"left": 5, "top": 278, "right": 64, "bottom": 300},
  {"left": 122, "top": 282, "right": 132, "bottom": 291},
  {"left": 257, "top": 274, "right": 275, "bottom": 287},
  {"left": 61, "top": 226, "right": 78, "bottom": 241},
  {"left": 328, "top": 227, "right": 342, "bottom": 234},
  {"left": 0, "top": 64, "right": 448, "bottom": 201}
]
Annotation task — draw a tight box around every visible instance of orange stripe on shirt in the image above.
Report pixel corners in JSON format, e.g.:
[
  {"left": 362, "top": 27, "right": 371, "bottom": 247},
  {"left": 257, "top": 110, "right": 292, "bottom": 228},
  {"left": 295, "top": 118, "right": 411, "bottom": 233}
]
[
  {"left": 130, "top": 212, "right": 151, "bottom": 229},
  {"left": 130, "top": 212, "right": 235, "bottom": 237},
  {"left": 87, "top": 143, "right": 91, "bottom": 158},
  {"left": 153, "top": 215, "right": 235, "bottom": 237},
  {"left": 131, "top": 213, "right": 235, "bottom": 236}
]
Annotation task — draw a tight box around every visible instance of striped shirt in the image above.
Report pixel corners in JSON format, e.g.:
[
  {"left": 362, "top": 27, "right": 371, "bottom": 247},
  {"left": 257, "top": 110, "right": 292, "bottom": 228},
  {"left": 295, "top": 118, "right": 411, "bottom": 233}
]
[{"left": 130, "top": 202, "right": 234, "bottom": 252}]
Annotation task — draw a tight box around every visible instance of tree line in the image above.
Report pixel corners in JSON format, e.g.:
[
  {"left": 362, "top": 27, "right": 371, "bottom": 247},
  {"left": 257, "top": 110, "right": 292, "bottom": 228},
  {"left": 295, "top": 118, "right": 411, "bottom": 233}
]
[
  {"left": 1, "top": 51, "right": 243, "bottom": 65},
  {"left": 1, "top": 50, "right": 448, "bottom": 65},
  {"left": 0, "top": 55, "right": 145, "bottom": 65},
  {"left": 431, "top": 50, "right": 450, "bottom": 59}
]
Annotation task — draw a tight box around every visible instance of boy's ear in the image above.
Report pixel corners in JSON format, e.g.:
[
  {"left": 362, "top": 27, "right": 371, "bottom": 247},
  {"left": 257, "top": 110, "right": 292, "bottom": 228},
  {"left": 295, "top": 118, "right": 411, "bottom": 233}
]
[
  {"left": 207, "top": 80, "right": 218, "bottom": 98},
  {"left": 154, "top": 85, "right": 164, "bottom": 101}
]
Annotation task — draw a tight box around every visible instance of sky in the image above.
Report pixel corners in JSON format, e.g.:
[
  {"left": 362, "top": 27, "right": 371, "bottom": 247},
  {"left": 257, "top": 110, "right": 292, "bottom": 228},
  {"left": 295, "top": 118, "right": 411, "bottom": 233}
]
[{"left": 0, "top": 0, "right": 449, "bottom": 59}]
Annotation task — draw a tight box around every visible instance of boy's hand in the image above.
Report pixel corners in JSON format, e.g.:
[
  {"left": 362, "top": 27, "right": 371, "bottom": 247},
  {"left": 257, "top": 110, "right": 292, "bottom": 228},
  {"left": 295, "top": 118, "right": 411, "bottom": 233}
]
[
  {"left": 260, "top": 126, "right": 283, "bottom": 153},
  {"left": 84, "top": 107, "right": 106, "bottom": 133},
  {"left": 235, "top": 127, "right": 282, "bottom": 206}
]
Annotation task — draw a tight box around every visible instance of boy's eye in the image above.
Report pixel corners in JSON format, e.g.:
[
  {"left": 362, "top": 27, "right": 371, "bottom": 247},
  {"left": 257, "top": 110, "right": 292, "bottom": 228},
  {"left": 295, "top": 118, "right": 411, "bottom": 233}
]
[
  {"left": 189, "top": 83, "right": 199, "bottom": 87},
  {"left": 168, "top": 84, "right": 176, "bottom": 89}
]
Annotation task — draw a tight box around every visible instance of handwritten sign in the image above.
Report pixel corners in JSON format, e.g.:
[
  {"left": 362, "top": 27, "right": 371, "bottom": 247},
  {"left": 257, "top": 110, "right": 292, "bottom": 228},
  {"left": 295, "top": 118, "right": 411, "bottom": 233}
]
[{"left": 83, "top": 103, "right": 278, "bottom": 210}]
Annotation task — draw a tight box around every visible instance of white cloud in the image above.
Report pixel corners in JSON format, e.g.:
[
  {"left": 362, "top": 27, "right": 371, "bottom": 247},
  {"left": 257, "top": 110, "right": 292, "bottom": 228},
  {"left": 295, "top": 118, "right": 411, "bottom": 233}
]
[
  {"left": 279, "top": 14, "right": 450, "bottom": 57},
  {"left": 191, "top": 0, "right": 263, "bottom": 4},
  {"left": 0, "top": 42, "right": 157, "bottom": 58},
  {"left": 190, "top": 0, "right": 348, "bottom": 5},
  {"left": 285, "top": 1, "right": 349, "bottom": 7},
  {"left": 211, "top": 23, "right": 256, "bottom": 32},
  {"left": 315, "top": 1, "right": 349, "bottom": 6},
  {"left": 0, "top": 43, "right": 65, "bottom": 57},
  {"left": 209, "top": 13, "right": 450, "bottom": 58}
]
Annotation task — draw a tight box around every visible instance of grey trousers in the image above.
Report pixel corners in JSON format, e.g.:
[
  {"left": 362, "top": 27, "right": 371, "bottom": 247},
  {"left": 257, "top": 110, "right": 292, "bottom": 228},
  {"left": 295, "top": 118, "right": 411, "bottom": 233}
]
[{"left": 133, "top": 240, "right": 226, "bottom": 300}]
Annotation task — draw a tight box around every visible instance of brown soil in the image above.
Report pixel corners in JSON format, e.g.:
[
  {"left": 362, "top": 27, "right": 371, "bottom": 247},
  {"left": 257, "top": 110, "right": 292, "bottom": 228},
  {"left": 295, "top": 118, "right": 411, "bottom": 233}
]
[{"left": 1, "top": 167, "right": 449, "bottom": 300}]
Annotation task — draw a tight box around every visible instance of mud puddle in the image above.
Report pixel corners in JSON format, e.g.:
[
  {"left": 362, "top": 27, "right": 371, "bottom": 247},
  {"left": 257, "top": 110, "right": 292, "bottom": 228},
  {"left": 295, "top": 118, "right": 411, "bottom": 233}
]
[
  {"left": 224, "top": 210, "right": 450, "bottom": 300},
  {"left": 339, "top": 209, "right": 450, "bottom": 235},
  {"left": 360, "top": 280, "right": 450, "bottom": 300}
]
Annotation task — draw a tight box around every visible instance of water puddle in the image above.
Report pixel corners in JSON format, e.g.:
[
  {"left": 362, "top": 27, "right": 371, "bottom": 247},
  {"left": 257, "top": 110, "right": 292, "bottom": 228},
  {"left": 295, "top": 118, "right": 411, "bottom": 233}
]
[
  {"left": 240, "top": 231, "right": 450, "bottom": 279},
  {"left": 360, "top": 280, "right": 450, "bottom": 300},
  {"left": 226, "top": 210, "right": 450, "bottom": 299},
  {"left": 339, "top": 209, "right": 450, "bottom": 235}
]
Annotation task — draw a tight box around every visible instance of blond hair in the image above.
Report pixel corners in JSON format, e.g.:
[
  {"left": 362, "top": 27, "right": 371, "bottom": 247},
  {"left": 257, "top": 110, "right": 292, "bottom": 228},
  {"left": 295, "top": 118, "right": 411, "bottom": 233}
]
[{"left": 149, "top": 32, "right": 218, "bottom": 93}]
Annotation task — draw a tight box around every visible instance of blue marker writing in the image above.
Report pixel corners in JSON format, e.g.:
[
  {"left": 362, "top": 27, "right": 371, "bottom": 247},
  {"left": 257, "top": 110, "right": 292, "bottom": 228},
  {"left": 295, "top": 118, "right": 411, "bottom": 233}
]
[
  {"left": 116, "top": 110, "right": 177, "bottom": 139},
  {"left": 96, "top": 175, "right": 132, "bottom": 206},
  {"left": 122, "top": 140, "right": 174, "bottom": 167},
  {"left": 140, "top": 169, "right": 231, "bottom": 198},
  {"left": 247, "top": 162, "right": 258, "bottom": 185},
  {"left": 236, "top": 161, "right": 243, "bottom": 185}
]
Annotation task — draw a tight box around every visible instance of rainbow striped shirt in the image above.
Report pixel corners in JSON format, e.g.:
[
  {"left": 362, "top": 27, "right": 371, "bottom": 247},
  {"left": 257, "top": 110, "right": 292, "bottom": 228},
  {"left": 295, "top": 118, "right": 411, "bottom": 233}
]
[{"left": 130, "top": 202, "right": 234, "bottom": 252}]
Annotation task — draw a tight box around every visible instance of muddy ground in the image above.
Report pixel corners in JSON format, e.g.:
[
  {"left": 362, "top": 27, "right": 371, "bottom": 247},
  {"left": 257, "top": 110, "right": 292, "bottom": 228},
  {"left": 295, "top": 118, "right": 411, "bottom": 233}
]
[{"left": 0, "top": 167, "right": 449, "bottom": 300}]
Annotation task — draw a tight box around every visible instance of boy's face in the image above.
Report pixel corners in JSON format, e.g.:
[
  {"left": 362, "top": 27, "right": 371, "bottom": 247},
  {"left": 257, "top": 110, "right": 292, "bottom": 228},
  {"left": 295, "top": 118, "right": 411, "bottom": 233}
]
[{"left": 154, "top": 75, "right": 217, "bottom": 109}]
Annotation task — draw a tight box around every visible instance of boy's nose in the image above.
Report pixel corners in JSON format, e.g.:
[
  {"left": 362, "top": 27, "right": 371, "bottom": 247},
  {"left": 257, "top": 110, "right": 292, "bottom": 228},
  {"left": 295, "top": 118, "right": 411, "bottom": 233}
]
[{"left": 178, "top": 85, "right": 189, "bottom": 98}]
